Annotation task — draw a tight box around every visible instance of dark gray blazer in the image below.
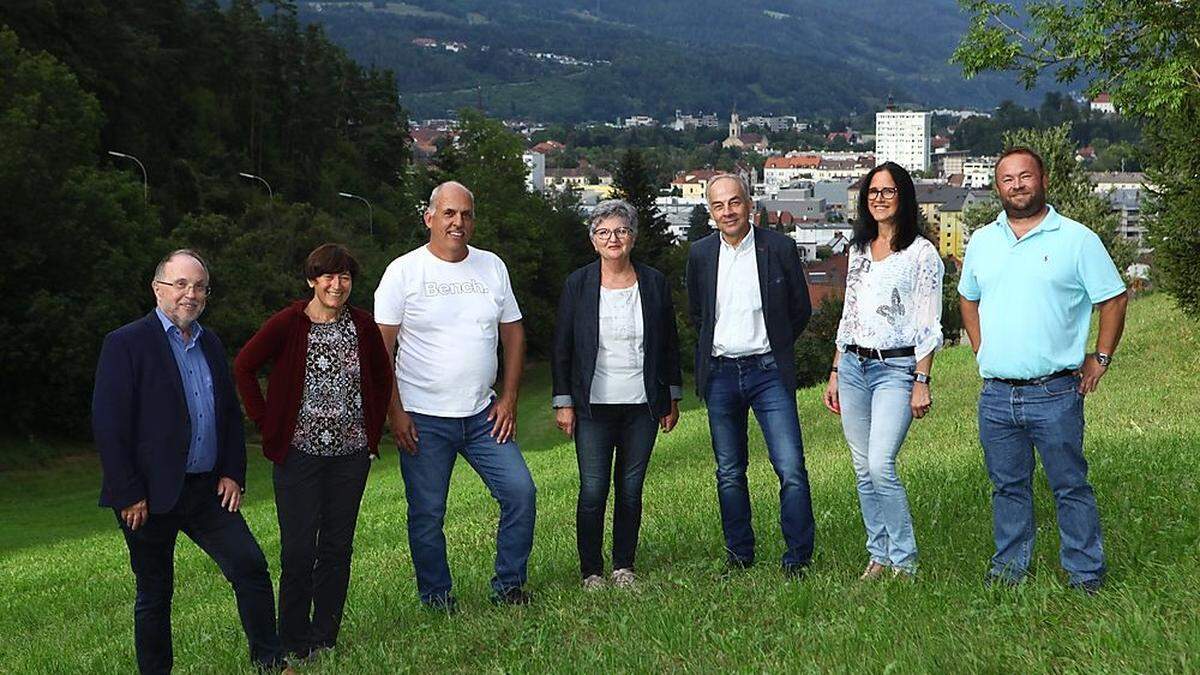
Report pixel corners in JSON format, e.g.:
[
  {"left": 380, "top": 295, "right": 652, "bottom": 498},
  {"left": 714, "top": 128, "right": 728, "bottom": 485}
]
[
  {"left": 551, "top": 261, "right": 683, "bottom": 419},
  {"left": 685, "top": 226, "right": 812, "bottom": 399}
]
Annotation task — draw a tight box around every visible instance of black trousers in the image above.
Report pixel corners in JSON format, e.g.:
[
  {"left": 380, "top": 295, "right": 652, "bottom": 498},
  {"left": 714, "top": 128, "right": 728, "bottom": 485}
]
[
  {"left": 574, "top": 404, "right": 659, "bottom": 578},
  {"left": 273, "top": 450, "right": 371, "bottom": 656},
  {"left": 117, "top": 472, "right": 283, "bottom": 675}
]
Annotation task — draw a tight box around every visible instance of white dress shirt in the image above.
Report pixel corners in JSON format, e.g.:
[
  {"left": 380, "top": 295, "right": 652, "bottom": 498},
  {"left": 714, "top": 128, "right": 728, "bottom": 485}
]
[{"left": 712, "top": 227, "right": 771, "bottom": 357}]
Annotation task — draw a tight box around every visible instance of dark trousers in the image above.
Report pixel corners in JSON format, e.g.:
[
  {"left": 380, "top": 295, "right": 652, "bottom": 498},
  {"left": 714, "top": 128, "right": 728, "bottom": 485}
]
[
  {"left": 273, "top": 450, "right": 371, "bottom": 656},
  {"left": 574, "top": 403, "right": 659, "bottom": 578},
  {"left": 117, "top": 472, "right": 282, "bottom": 675}
]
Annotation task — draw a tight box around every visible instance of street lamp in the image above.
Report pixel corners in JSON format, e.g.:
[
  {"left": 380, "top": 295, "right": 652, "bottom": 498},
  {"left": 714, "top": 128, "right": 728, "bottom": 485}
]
[
  {"left": 338, "top": 192, "right": 374, "bottom": 236},
  {"left": 238, "top": 172, "right": 273, "bottom": 198},
  {"left": 107, "top": 150, "right": 148, "bottom": 202}
]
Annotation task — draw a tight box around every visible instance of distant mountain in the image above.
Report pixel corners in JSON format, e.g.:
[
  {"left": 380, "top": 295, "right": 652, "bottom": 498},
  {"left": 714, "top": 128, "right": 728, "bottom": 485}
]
[{"left": 297, "top": 0, "right": 1050, "bottom": 122}]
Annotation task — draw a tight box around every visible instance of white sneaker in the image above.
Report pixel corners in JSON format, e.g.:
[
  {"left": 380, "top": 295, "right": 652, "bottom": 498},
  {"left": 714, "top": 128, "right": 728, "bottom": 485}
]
[
  {"left": 582, "top": 574, "right": 605, "bottom": 590},
  {"left": 611, "top": 568, "right": 636, "bottom": 589}
]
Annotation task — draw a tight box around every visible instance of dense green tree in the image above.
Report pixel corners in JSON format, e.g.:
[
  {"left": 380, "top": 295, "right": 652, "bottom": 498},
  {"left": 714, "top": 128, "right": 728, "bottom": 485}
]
[
  {"left": 0, "top": 28, "right": 162, "bottom": 436},
  {"left": 613, "top": 149, "right": 673, "bottom": 274},
  {"left": 686, "top": 205, "right": 712, "bottom": 242},
  {"left": 793, "top": 297, "right": 843, "bottom": 389},
  {"left": 953, "top": 0, "right": 1200, "bottom": 315}
]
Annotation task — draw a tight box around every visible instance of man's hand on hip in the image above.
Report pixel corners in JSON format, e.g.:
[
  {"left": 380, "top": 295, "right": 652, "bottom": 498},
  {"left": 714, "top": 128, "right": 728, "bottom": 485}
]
[{"left": 1078, "top": 354, "right": 1108, "bottom": 395}]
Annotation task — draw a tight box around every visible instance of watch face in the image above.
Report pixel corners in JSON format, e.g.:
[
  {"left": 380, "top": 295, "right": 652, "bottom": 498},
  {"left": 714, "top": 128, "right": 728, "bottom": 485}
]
[{"left": 1096, "top": 353, "right": 1112, "bottom": 366}]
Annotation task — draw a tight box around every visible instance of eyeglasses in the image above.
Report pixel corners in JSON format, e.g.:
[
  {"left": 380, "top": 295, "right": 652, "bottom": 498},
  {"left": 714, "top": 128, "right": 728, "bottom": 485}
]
[
  {"left": 155, "top": 279, "right": 211, "bottom": 297},
  {"left": 593, "top": 227, "right": 633, "bottom": 241},
  {"left": 867, "top": 187, "right": 899, "bottom": 200}
]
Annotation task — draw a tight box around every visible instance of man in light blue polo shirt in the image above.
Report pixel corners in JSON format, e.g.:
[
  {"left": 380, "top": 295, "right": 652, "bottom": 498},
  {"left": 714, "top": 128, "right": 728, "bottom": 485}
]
[{"left": 959, "top": 147, "right": 1128, "bottom": 595}]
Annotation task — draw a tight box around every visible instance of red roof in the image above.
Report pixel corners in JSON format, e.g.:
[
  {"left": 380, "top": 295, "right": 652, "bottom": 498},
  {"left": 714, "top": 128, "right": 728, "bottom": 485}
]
[
  {"left": 765, "top": 155, "right": 821, "bottom": 169},
  {"left": 1093, "top": 92, "right": 1111, "bottom": 103},
  {"left": 530, "top": 140, "right": 565, "bottom": 154}
]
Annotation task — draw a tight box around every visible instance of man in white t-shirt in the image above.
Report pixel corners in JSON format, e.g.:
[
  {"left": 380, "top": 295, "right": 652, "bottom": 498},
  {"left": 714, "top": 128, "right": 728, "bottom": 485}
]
[{"left": 375, "top": 181, "right": 536, "bottom": 611}]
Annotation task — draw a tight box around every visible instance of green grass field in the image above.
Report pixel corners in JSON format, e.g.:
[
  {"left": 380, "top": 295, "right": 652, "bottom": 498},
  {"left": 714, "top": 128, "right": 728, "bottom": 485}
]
[{"left": 2, "top": 294, "right": 1198, "bottom": 672}]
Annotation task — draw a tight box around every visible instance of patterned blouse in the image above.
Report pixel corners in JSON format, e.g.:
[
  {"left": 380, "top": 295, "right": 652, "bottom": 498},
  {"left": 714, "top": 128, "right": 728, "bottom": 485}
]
[
  {"left": 290, "top": 311, "right": 367, "bottom": 456},
  {"left": 835, "top": 236, "right": 945, "bottom": 360}
]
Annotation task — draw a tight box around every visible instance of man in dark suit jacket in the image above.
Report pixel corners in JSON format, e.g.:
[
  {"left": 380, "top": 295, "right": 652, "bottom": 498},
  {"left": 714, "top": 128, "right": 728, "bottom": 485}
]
[
  {"left": 686, "top": 174, "right": 817, "bottom": 578},
  {"left": 93, "top": 249, "right": 287, "bottom": 674}
]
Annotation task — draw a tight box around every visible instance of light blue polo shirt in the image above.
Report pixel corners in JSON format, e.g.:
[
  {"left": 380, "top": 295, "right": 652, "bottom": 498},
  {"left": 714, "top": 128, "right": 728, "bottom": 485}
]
[{"left": 958, "top": 205, "right": 1125, "bottom": 379}]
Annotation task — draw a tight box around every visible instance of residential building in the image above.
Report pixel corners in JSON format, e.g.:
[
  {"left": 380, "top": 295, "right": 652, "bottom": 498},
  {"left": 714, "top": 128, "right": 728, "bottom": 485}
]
[
  {"left": 962, "top": 157, "right": 996, "bottom": 188},
  {"left": 623, "top": 115, "right": 657, "bottom": 128},
  {"left": 805, "top": 254, "right": 850, "bottom": 308},
  {"left": 876, "top": 107, "right": 932, "bottom": 174},
  {"left": 744, "top": 115, "right": 803, "bottom": 133},
  {"left": 672, "top": 110, "right": 720, "bottom": 131},
  {"left": 671, "top": 163, "right": 756, "bottom": 200},
  {"left": 933, "top": 150, "right": 968, "bottom": 178},
  {"left": 530, "top": 140, "right": 565, "bottom": 155},
  {"left": 545, "top": 159, "right": 613, "bottom": 191},
  {"left": 763, "top": 155, "right": 822, "bottom": 187},
  {"left": 521, "top": 151, "right": 545, "bottom": 193},
  {"left": 1090, "top": 92, "right": 1116, "bottom": 115},
  {"left": 1089, "top": 171, "right": 1147, "bottom": 193},
  {"left": 1108, "top": 187, "right": 1145, "bottom": 243}
]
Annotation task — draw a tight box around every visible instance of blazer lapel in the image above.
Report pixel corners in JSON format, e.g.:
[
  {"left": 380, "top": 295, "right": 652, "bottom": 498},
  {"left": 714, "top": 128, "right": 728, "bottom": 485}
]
[
  {"left": 582, "top": 262, "right": 601, "bottom": 380},
  {"left": 635, "top": 262, "right": 656, "bottom": 350},
  {"left": 754, "top": 227, "right": 770, "bottom": 318},
  {"left": 145, "top": 312, "right": 188, "bottom": 413}
]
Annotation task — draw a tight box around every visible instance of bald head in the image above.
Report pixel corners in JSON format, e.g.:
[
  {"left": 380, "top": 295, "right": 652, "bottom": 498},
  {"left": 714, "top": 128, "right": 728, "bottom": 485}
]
[{"left": 426, "top": 181, "right": 475, "bottom": 215}]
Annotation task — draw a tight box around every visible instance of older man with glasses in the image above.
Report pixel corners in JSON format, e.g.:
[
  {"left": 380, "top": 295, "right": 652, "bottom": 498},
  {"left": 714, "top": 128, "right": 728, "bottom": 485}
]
[{"left": 93, "top": 249, "right": 288, "bottom": 674}]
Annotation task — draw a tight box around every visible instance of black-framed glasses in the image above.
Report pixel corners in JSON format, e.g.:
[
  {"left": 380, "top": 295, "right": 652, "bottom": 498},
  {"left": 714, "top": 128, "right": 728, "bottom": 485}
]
[
  {"left": 593, "top": 227, "right": 633, "bottom": 240},
  {"left": 155, "top": 279, "right": 211, "bottom": 297},
  {"left": 867, "top": 187, "right": 899, "bottom": 200}
]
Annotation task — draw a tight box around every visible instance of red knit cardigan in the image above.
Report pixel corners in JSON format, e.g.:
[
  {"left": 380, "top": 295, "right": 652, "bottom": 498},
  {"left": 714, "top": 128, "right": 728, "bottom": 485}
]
[{"left": 233, "top": 301, "right": 393, "bottom": 464}]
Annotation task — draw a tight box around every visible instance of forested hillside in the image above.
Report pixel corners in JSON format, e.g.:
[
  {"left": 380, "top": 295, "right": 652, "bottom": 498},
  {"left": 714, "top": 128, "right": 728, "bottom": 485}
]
[{"left": 298, "top": 0, "right": 1052, "bottom": 121}]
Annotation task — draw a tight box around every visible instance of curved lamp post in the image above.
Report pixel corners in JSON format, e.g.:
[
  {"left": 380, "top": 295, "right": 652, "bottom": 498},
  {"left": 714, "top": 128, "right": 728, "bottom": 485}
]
[
  {"left": 338, "top": 192, "right": 374, "bottom": 235},
  {"left": 238, "top": 172, "right": 273, "bottom": 198},
  {"left": 107, "top": 150, "right": 148, "bottom": 202}
]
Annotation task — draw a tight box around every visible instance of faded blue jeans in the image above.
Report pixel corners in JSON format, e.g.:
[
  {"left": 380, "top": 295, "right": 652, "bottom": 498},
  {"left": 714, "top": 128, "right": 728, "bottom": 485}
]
[
  {"left": 979, "top": 374, "right": 1106, "bottom": 585},
  {"left": 705, "top": 354, "right": 816, "bottom": 567},
  {"left": 399, "top": 401, "right": 537, "bottom": 603},
  {"left": 837, "top": 351, "right": 918, "bottom": 572}
]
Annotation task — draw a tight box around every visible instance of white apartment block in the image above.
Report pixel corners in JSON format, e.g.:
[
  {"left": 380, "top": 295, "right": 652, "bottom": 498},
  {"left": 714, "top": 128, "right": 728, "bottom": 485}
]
[
  {"left": 875, "top": 110, "right": 931, "bottom": 174},
  {"left": 962, "top": 157, "right": 996, "bottom": 188}
]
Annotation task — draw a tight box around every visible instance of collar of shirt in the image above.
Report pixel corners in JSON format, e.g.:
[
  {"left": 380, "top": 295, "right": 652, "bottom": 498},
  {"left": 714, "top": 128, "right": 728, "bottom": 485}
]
[
  {"left": 154, "top": 307, "right": 204, "bottom": 349},
  {"left": 994, "top": 205, "right": 1062, "bottom": 246},
  {"left": 719, "top": 225, "right": 755, "bottom": 254}
]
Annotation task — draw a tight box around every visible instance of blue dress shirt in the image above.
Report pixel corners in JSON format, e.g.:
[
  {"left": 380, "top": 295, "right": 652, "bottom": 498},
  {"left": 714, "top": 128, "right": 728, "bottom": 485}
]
[{"left": 155, "top": 308, "right": 218, "bottom": 473}]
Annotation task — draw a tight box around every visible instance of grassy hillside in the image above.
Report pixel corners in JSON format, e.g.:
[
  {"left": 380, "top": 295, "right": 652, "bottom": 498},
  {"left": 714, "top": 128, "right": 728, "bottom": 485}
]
[{"left": 1, "top": 294, "right": 1197, "bottom": 671}]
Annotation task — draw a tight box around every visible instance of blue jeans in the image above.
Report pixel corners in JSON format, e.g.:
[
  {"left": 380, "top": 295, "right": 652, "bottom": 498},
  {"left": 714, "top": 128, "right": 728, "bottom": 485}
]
[
  {"left": 705, "top": 354, "right": 816, "bottom": 567},
  {"left": 399, "top": 402, "right": 537, "bottom": 603},
  {"left": 837, "top": 351, "right": 918, "bottom": 572},
  {"left": 574, "top": 404, "right": 659, "bottom": 578},
  {"left": 979, "top": 375, "right": 1105, "bottom": 584}
]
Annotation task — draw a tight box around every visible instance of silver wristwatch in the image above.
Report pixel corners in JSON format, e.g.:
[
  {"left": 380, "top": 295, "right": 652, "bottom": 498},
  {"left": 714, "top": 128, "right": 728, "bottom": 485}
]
[
  {"left": 913, "top": 372, "right": 931, "bottom": 384},
  {"left": 1095, "top": 352, "right": 1112, "bottom": 368}
]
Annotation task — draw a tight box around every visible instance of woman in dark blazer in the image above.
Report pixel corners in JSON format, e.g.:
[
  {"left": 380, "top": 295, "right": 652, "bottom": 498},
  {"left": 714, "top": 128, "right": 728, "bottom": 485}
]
[
  {"left": 552, "top": 199, "right": 683, "bottom": 590},
  {"left": 233, "top": 243, "right": 392, "bottom": 661}
]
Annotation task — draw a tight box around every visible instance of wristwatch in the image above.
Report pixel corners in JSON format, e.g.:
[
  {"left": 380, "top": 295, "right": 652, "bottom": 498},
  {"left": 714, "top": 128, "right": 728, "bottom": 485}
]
[
  {"left": 913, "top": 372, "right": 931, "bottom": 384},
  {"left": 1095, "top": 352, "right": 1112, "bottom": 368}
]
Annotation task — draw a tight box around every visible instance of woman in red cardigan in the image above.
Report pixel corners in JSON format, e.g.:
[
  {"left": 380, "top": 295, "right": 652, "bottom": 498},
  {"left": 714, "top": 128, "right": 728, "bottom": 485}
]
[{"left": 234, "top": 243, "right": 392, "bottom": 661}]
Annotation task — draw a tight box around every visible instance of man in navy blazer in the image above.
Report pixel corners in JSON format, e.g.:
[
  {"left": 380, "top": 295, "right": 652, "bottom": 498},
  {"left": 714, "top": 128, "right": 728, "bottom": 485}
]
[
  {"left": 686, "top": 174, "right": 817, "bottom": 578},
  {"left": 93, "top": 249, "right": 287, "bottom": 674}
]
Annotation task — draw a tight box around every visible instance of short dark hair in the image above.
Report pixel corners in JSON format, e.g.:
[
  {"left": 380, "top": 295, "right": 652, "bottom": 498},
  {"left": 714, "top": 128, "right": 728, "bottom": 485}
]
[
  {"left": 996, "top": 146, "right": 1045, "bottom": 177},
  {"left": 304, "top": 243, "right": 360, "bottom": 280},
  {"left": 853, "top": 162, "right": 923, "bottom": 253}
]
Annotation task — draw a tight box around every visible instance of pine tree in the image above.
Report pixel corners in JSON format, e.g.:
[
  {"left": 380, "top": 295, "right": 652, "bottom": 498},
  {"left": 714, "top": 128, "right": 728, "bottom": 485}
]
[
  {"left": 686, "top": 204, "right": 712, "bottom": 241},
  {"left": 613, "top": 149, "right": 673, "bottom": 272}
]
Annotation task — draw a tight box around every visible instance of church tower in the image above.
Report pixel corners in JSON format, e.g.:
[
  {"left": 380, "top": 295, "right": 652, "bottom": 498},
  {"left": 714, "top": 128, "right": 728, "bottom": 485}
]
[{"left": 729, "top": 110, "right": 741, "bottom": 140}]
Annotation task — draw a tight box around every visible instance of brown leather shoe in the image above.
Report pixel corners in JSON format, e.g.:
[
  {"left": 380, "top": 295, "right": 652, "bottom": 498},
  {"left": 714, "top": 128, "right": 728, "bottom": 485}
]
[{"left": 859, "top": 561, "right": 888, "bottom": 581}]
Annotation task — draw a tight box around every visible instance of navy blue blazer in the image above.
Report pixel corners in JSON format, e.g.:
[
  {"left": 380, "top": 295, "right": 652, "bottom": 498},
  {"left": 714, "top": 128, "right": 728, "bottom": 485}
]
[
  {"left": 551, "top": 261, "right": 683, "bottom": 419},
  {"left": 92, "top": 312, "right": 247, "bottom": 513},
  {"left": 685, "top": 226, "right": 812, "bottom": 399}
]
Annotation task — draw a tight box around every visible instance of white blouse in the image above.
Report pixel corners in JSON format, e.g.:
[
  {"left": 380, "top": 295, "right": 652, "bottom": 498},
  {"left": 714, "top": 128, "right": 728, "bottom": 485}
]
[
  {"left": 835, "top": 237, "right": 945, "bottom": 360},
  {"left": 590, "top": 284, "right": 648, "bottom": 404}
]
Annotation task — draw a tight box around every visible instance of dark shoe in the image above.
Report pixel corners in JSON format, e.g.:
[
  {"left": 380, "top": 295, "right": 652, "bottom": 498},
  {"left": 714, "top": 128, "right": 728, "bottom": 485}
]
[
  {"left": 422, "top": 594, "right": 459, "bottom": 615},
  {"left": 1069, "top": 578, "right": 1103, "bottom": 596},
  {"left": 491, "top": 586, "right": 532, "bottom": 606},
  {"left": 724, "top": 556, "right": 755, "bottom": 572},
  {"left": 782, "top": 563, "right": 810, "bottom": 581}
]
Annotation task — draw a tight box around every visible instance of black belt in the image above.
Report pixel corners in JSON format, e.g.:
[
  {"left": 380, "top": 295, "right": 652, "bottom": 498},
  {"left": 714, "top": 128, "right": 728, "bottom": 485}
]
[
  {"left": 989, "top": 369, "right": 1077, "bottom": 387},
  {"left": 845, "top": 345, "right": 915, "bottom": 360}
]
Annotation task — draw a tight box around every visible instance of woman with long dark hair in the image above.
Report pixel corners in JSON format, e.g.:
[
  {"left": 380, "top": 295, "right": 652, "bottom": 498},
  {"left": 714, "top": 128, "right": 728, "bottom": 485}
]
[{"left": 821, "top": 162, "right": 944, "bottom": 580}]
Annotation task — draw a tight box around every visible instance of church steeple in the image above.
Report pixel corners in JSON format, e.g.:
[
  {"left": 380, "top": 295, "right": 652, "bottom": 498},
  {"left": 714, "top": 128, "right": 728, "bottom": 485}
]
[{"left": 729, "top": 110, "right": 740, "bottom": 139}]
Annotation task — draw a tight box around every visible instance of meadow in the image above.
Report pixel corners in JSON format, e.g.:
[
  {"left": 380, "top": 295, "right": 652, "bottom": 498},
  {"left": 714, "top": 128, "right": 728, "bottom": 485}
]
[{"left": 1, "top": 294, "right": 1197, "bottom": 673}]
